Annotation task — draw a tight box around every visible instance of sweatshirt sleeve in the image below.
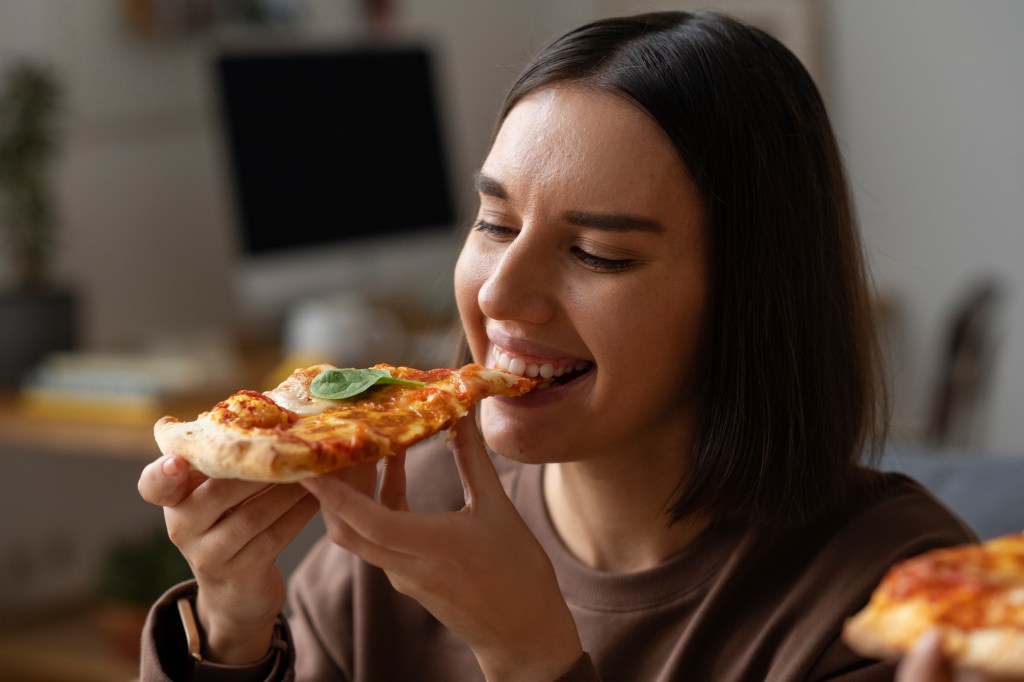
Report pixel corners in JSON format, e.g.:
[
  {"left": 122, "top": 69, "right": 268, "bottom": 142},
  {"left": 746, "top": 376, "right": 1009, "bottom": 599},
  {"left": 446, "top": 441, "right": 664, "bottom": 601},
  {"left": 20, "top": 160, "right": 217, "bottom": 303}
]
[
  {"left": 554, "top": 653, "right": 602, "bottom": 681},
  {"left": 139, "top": 581, "right": 295, "bottom": 682}
]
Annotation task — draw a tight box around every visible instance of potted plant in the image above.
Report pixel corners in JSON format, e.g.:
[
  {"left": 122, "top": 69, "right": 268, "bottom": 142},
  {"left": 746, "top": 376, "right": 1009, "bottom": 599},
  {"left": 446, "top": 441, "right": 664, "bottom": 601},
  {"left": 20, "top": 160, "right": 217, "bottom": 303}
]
[
  {"left": 95, "top": 527, "right": 193, "bottom": 662},
  {"left": 0, "top": 61, "right": 75, "bottom": 385}
]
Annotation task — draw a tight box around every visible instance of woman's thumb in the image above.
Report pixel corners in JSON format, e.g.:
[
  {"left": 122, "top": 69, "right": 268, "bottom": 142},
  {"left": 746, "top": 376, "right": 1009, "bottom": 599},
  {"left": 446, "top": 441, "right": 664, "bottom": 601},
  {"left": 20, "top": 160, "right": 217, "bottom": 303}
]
[{"left": 451, "top": 407, "right": 502, "bottom": 507}]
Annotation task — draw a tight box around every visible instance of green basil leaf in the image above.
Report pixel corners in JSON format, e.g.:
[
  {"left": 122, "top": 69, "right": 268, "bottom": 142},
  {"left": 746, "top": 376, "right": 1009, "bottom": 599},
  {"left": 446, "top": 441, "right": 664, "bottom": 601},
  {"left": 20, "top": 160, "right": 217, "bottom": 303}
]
[
  {"left": 373, "top": 375, "right": 430, "bottom": 389},
  {"left": 310, "top": 367, "right": 424, "bottom": 400},
  {"left": 310, "top": 368, "right": 389, "bottom": 399}
]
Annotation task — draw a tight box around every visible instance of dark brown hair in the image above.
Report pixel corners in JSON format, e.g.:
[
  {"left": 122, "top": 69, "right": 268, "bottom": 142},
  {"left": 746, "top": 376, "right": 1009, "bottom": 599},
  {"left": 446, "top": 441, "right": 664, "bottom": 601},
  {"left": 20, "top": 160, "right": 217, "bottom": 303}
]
[{"left": 485, "top": 11, "right": 887, "bottom": 527}]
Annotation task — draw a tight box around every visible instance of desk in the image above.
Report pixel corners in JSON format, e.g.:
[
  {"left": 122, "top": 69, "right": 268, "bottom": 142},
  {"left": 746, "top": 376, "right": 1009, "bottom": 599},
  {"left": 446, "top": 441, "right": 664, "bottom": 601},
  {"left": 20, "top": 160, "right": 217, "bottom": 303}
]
[
  {"left": 0, "top": 605, "right": 139, "bottom": 682},
  {"left": 0, "top": 338, "right": 285, "bottom": 460},
  {"left": 0, "top": 402, "right": 158, "bottom": 460},
  {"left": 0, "top": 403, "right": 161, "bottom": 680},
  {"left": 0, "top": 346, "right": 329, "bottom": 677}
]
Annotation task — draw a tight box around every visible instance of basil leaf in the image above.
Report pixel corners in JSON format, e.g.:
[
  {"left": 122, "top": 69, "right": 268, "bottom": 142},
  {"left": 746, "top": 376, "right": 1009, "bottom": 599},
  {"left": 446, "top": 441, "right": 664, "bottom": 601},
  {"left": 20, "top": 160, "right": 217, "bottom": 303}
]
[
  {"left": 310, "top": 367, "right": 425, "bottom": 400},
  {"left": 310, "top": 368, "right": 387, "bottom": 399},
  {"left": 373, "top": 375, "right": 429, "bottom": 389}
]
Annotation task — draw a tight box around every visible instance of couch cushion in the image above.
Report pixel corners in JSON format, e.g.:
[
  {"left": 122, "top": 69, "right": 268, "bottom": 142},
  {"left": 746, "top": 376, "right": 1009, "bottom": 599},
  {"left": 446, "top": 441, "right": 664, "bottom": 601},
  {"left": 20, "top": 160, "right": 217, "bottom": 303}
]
[{"left": 880, "top": 447, "right": 1024, "bottom": 540}]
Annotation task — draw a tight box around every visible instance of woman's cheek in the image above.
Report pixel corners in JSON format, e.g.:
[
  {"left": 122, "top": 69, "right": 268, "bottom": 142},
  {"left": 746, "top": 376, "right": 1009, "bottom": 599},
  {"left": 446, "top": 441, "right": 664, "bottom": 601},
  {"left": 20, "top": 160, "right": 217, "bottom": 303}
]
[{"left": 454, "top": 247, "right": 497, "bottom": 358}]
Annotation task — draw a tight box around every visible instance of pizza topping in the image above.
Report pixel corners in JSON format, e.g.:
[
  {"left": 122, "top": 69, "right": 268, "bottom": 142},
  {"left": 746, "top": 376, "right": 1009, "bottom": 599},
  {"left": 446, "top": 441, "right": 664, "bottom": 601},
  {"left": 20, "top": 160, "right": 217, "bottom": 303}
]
[
  {"left": 209, "top": 391, "right": 296, "bottom": 429},
  {"left": 843, "top": 531, "right": 1024, "bottom": 675},
  {"left": 310, "top": 367, "right": 426, "bottom": 400},
  {"left": 154, "top": 363, "right": 534, "bottom": 482},
  {"left": 266, "top": 364, "right": 346, "bottom": 416},
  {"left": 878, "top": 539, "right": 1024, "bottom": 631}
]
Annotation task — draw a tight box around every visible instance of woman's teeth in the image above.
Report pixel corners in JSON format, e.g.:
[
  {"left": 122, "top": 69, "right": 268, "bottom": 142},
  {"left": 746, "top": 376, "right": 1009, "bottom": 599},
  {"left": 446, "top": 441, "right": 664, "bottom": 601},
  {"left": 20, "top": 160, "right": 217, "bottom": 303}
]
[{"left": 493, "top": 350, "right": 591, "bottom": 385}]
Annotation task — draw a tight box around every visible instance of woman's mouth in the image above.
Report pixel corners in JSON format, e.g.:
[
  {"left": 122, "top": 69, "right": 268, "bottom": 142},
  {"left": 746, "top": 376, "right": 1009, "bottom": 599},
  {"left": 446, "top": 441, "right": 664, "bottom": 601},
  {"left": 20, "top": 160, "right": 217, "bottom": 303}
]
[{"left": 490, "top": 346, "right": 594, "bottom": 390}]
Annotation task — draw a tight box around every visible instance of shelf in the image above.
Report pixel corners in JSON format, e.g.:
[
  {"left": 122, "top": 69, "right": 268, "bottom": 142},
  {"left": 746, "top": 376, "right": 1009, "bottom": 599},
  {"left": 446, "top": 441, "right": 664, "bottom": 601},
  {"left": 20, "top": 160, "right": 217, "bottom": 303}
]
[
  {"left": 0, "top": 342, "right": 287, "bottom": 461},
  {"left": 0, "top": 398, "right": 158, "bottom": 460},
  {"left": 0, "top": 604, "right": 140, "bottom": 682}
]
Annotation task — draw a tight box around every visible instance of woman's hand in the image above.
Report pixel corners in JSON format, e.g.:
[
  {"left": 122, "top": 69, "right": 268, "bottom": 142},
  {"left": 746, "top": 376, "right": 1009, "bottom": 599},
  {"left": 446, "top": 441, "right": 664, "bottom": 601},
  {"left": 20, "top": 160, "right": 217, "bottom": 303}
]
[
  {"left": 896, "top": 630, "right": 1012, "bottom": 682},
  {"left": 138, "top": 454, "right": 328, "bottom": 664},
  {"left": 301, "top": 410, "right": 583, "bottom": 681}
]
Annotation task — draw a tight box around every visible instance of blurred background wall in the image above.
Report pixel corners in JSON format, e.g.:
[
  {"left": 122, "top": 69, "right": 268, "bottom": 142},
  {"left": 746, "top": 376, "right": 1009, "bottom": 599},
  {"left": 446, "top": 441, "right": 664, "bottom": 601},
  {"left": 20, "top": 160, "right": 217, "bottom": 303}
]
[
  {"left": 825, "top": 0, "right": 1024, "bottom": 452},
  {"left": 1, "top": 0, "right": 1019, "bottom": 453},
  {"left": 1, "top": 0, "right": 1019, "bottom": 454}
]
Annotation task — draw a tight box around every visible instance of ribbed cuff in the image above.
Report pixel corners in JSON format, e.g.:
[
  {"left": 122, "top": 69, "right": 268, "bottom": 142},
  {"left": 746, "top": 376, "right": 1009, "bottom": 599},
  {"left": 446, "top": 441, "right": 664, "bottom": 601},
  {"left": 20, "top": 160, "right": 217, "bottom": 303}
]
[
  {"left": 141, "top": 580, "right": 292, "bottom": 682},
  {"left": 553, "top": 652, "right": 601, "bottom": 681}
]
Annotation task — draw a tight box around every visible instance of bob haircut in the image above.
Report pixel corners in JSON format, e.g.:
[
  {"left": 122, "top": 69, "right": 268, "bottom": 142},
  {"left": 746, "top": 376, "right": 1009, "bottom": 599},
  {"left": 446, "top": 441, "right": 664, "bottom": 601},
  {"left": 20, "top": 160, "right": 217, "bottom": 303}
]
[{"left": 485, "top": 11, "right": 887, "bottom": 528}]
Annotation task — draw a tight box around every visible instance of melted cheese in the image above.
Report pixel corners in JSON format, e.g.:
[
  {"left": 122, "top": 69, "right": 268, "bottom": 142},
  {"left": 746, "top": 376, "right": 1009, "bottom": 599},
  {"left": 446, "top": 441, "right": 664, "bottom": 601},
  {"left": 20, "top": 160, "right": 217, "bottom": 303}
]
[
  {"left": 210, "top": 363, "right": 532, "bottom": 463},
  {"left": 264, "top": 364, "right": 341, "bottom": 416},
  {"left": 879, "top": 532, "right": 1024, "bottom": 631}
]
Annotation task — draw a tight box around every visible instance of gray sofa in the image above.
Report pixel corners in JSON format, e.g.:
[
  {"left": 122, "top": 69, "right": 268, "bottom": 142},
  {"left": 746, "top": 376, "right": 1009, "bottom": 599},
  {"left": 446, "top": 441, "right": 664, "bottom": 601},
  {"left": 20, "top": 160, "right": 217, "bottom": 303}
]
[{"left": 880, "top": 446, "right": 1024, "bottom": 540}]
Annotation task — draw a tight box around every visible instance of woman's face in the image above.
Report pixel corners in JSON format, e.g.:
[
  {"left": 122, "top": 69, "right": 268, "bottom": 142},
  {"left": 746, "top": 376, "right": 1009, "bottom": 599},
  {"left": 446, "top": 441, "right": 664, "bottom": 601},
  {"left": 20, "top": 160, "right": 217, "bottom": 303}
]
[{"left": 455, "top": 85, "right": 707, "bottom": 466}]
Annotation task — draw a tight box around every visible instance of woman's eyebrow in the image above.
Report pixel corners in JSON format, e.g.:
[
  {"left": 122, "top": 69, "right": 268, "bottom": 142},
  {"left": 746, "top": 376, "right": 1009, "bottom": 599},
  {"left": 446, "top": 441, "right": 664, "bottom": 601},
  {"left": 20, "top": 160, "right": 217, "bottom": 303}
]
[
  {"left": 473, "top": 171, "right": 508, "bottom": 199},
  {"left": 564, "top": 211, "right": 664, "bottom": 233},
  {"left": 473, "top": 170, "right": 663, "bottom": 233}
]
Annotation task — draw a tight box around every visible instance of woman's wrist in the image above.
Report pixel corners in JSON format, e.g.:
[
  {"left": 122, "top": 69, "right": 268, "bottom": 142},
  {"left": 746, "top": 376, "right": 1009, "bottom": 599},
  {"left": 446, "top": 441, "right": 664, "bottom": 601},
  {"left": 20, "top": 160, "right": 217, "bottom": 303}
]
[
  {"left": 478, "top": 649, "right": 585, "bottom": 682},
  {"left": 193, "top": 593, "right": 278, "bottom": 664},
  {"left": 476, "top": 629, "right": 584, "bottom": 682},
  {"left": 203, "top": 620, "right": 276, "bottom": 665}
]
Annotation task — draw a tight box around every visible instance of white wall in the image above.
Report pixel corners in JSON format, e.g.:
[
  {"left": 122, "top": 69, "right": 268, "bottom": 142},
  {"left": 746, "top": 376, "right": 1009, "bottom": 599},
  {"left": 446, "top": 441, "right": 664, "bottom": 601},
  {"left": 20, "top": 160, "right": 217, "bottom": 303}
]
[
  {"left": 0, "top": 0, "right": 594, "bottom": 347},
  {"left": 1, "top": 0, "right": 1020, "bottom": 452},
  {"left": 823, "top": 0, "right": 1024, "bottom": 454},
  {"left": 0, "top": 1, "right": 237, "bottom": 346}
]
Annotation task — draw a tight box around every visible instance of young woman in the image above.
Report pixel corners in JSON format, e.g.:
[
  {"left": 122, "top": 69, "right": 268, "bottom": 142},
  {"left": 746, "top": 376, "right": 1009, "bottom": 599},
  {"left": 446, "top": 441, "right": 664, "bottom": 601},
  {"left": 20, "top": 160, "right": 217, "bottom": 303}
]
[{"left": 139, "top": 11, "right": 974, "bottom": 681}]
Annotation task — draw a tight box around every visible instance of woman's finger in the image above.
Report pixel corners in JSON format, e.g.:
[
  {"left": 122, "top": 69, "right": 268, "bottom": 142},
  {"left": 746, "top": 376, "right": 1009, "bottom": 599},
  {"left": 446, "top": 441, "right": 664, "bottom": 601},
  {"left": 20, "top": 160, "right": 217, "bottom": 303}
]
[
  {"left": 226, "top": 486, "right": 320, "bottom": 567},
  {"left": 175, "top": 484, "right": 316, "bottom": 577},
  {"left": 304, "top": 473, "right": 425, "bottom": 564},
  {"left": 896, "top": 630, "right": 952, "bottom": 682},
  {"left": 138, "top": 455, "right": 207, "bottom": 508},
  {"left": 451, "top": 409, "right": 504, "bottom": 508},
  {"left": 175, "top": 477, "right": 276, "bottom": 535},
  {"left": 323, "top": 508, "right": 420, "bottom": 575},
  {"left": 378, "top": 450, "right": 409, "bottom": 511}
]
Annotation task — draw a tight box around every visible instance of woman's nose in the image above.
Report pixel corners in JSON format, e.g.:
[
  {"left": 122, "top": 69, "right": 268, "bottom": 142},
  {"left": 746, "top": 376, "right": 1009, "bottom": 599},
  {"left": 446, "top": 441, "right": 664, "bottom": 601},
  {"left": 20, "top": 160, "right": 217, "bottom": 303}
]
[{"left": 477, "top": 236, "right": 557, "bottom": 325}]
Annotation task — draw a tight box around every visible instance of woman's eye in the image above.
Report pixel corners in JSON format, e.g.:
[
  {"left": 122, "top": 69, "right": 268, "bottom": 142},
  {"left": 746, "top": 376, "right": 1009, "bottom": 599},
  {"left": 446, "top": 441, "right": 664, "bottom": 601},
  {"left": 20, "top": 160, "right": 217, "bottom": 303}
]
[
  {"left": 473, "top": 219, "right": 516, "bottom": 239},
  {"left": 475, "top": 220, "right": 634, "bottom": 272},
  {"left": 571, "top": 246, "right": 635, "bottom": 272}
]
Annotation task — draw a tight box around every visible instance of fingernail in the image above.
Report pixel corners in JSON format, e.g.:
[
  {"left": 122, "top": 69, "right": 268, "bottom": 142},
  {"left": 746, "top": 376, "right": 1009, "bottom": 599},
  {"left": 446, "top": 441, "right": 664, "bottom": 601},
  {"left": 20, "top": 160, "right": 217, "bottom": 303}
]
[
  {"left": 162, "top": 456, "right": 182, "bottom": 478},
  {"left": 914, "top": 628, "right": 943, "bottom": 655}
]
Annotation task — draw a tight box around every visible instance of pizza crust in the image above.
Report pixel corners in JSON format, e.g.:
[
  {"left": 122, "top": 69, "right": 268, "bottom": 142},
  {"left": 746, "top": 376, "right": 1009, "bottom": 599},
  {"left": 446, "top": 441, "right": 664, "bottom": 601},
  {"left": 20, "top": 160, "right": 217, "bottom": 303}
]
[
  {"left": 153, "top": 414, "right": 390, "bottom": 482},
  {"left": 845, "top": 611, "right": 1024, "bottom": 679},
  {"left": 152, "top": 363, "right": 532, "bottom": 482},
  {"left": 955, "top": 628, "right": 1024, "bottom": 679},
  {"left": 843, "top": 600, "right": 931, "bottom": 661},
  {"left": 843, "top": 533, "right": 1024, "bottom": 679}
]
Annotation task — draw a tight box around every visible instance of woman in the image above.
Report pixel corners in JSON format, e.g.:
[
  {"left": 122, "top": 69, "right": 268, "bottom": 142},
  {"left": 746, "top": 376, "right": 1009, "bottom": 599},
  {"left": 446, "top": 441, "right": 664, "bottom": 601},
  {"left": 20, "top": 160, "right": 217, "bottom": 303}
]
[{"left": 139, "top": 11, "right": 974, "bottom": 680}]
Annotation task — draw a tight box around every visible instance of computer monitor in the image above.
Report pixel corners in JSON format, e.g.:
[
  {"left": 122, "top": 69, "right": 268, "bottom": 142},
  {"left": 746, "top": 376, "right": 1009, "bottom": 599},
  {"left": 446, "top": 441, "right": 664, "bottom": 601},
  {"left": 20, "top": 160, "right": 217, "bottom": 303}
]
[{"left": 213, "top": 43, "right": 460, "bottom": 325}]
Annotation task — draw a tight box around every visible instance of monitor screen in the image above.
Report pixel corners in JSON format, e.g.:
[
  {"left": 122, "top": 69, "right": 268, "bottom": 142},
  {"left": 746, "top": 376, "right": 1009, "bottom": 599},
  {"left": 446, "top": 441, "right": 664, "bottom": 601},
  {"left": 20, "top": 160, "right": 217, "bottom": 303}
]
[{"left": 214, "top": 45, "right": 455, "bottom": 256}]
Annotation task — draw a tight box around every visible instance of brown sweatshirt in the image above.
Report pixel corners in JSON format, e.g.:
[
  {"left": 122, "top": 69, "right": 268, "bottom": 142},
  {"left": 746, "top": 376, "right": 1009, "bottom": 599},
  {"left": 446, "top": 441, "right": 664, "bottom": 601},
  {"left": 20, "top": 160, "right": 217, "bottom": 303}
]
[{"left": 141, "top": 440, "right": 974, "bottom": 681}]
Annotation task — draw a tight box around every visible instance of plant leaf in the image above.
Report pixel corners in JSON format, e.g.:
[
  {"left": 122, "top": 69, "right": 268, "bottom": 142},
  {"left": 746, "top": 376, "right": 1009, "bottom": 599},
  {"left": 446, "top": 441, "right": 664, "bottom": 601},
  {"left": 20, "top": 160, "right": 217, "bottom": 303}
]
[{"left": 310, "top": 367, "right": 424, "bottom": 400}]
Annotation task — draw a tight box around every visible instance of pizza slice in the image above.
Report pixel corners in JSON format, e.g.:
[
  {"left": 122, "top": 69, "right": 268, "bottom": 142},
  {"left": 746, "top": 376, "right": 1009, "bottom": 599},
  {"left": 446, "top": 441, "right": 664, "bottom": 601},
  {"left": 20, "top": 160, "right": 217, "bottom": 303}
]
[
  {"left": 153, "top": 363, "right": 532, "bottom": 482},
  {"left": 843, "top": 531, "right": 1024, "bottom": 679}
]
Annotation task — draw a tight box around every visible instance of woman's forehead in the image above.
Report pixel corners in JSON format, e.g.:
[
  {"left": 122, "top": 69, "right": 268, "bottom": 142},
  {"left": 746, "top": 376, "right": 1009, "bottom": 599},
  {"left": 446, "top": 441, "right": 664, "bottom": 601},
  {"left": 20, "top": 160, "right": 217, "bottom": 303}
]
[
  {"left": 482, "top": 85, "right": 699, "bottom": 218},
  {"left": 493, "top": 85, "right": 661, "bottom": 157}
]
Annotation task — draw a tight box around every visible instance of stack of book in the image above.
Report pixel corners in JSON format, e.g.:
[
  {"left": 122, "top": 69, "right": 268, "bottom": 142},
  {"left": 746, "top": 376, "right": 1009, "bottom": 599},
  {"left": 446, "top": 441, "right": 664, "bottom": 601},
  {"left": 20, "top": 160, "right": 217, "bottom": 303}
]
[{"left": 18, "top": 349, "right": 239, "bottom": 426}]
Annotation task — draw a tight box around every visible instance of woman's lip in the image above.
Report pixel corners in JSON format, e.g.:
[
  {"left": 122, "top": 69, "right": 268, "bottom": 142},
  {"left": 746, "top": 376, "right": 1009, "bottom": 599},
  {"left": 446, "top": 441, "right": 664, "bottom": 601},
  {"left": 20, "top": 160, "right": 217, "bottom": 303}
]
[{"left": 485, "top": 329, "right": 588, "bottom": 364}]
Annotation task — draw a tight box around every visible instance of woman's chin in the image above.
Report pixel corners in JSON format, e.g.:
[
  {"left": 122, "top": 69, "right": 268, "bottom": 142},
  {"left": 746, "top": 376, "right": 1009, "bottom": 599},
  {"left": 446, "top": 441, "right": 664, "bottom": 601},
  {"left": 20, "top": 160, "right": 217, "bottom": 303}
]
[{"left": 479, "top": 405, "right": 556, "bottom": 465}]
